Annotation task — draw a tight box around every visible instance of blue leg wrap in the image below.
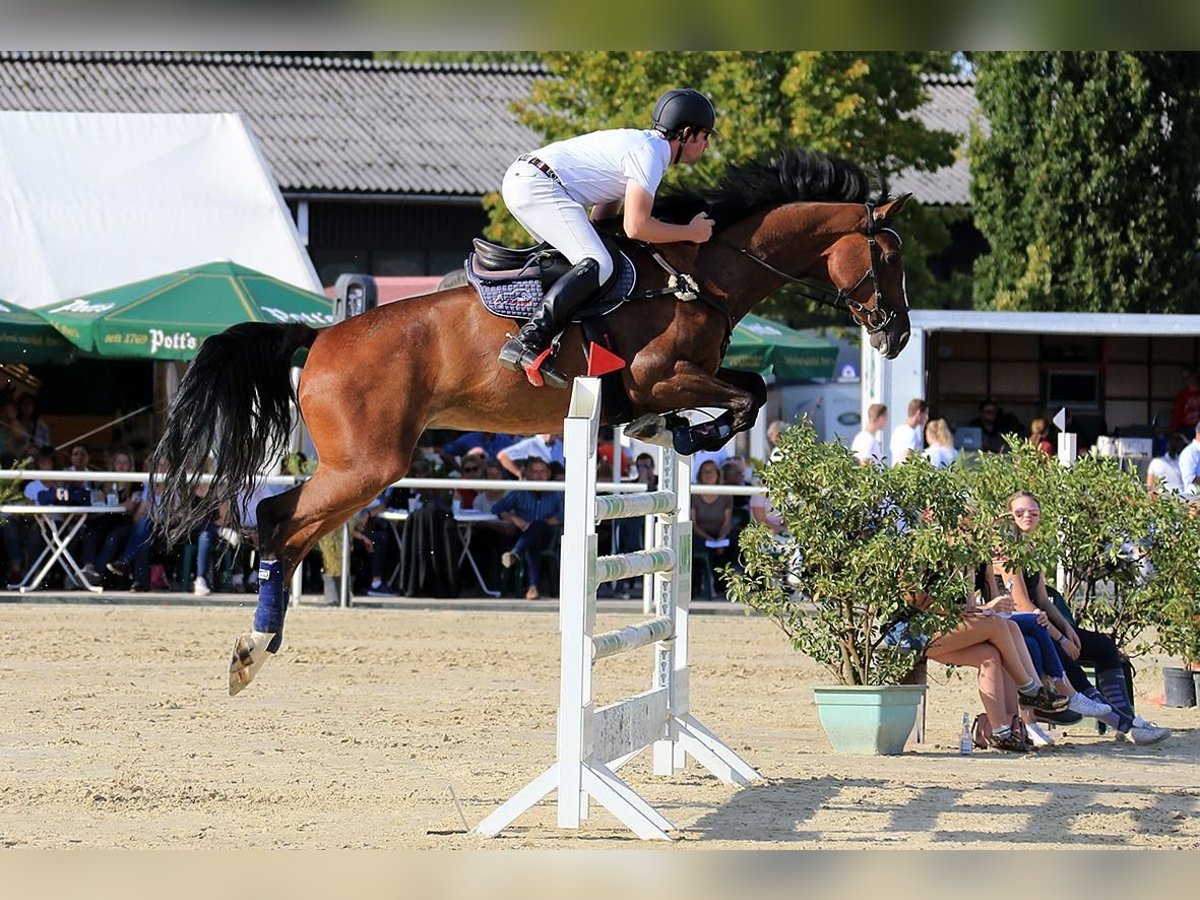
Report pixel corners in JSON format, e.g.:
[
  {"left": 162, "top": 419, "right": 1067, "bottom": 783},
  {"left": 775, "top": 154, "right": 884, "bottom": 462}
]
[{"left": 253, "top": 559, "right": 287, "bottom": 648}]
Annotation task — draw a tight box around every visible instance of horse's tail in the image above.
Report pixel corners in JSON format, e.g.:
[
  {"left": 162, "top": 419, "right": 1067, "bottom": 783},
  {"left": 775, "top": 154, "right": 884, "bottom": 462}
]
[{"left": 150, "top": 321, "right": 318, "bottom": 544}]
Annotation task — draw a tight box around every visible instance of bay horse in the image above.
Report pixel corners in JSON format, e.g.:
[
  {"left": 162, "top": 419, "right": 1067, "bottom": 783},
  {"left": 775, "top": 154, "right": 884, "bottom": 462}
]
[{"left": 150, "top": 149, "right": 913, "bottom": 694}]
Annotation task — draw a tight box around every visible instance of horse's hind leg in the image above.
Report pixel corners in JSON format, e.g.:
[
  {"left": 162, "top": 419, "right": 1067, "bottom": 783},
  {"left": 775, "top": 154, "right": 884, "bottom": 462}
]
[{"left": 229, "top": 465, "right": 397, "bottom": 696}]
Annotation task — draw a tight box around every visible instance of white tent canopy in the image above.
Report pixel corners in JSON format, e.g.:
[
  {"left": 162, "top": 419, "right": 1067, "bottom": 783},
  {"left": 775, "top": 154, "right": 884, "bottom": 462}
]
[{"left": 0, "top": 110, "right": 319, "bottom": 308}]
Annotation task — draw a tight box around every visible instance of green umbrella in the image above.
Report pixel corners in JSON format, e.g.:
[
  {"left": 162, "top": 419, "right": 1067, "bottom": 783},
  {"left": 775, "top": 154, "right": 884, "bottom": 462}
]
[
  {"left": 724, "top": 313, "right": 839, "bottom": 381},
  {"left": 36, "top": 261, "right": 334, "bottom": 361},
  {"left": 0, "top": 299, "right": 77, "bottom": 364}
]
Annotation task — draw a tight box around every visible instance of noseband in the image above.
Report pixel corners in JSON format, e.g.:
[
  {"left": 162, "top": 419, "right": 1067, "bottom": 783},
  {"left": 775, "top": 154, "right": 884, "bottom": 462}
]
[{"left": 721, "top": 201, "right": 904, "bottom": 335}]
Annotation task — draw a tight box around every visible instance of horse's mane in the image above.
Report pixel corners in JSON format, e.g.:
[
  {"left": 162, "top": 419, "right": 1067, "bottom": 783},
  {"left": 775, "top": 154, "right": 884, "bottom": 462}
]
[{"left": 652, "top": 148, "right": 888, "bottom": 230}]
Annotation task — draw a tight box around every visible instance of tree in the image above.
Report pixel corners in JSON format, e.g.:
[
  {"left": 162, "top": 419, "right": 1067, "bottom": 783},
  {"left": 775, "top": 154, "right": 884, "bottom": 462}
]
[
  {"left": 970, "top": 52, "right": 1200, "bottom": 313},
  {"left": 483, "top": 51, "right": 963, "bottom": 320}
]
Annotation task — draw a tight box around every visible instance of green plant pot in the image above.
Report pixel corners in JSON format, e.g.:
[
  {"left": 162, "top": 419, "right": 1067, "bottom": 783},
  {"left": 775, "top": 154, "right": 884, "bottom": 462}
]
[{"left": 812, "top": 684, "right": 927, "bottom": 755}]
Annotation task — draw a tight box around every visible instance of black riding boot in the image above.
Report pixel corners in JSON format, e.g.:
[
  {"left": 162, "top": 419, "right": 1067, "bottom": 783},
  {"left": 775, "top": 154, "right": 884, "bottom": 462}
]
[{"left": 498, "top": 258, "right": 601, "bottom": 389}]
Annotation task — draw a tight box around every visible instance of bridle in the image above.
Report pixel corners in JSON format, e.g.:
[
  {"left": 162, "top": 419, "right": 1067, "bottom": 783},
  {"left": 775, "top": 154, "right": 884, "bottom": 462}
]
[{"left": 717, "top": 201, "right": 906, "bottom": 335}]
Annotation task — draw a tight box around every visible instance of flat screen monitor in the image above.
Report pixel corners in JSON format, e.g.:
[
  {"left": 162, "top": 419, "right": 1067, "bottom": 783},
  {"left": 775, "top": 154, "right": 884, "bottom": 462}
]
[
  {"left": 1045, "top": 370, "right": 1100, "bottom": 410},
  {"left": 955, "top": 426, "right": 982, "bottom": 451}
]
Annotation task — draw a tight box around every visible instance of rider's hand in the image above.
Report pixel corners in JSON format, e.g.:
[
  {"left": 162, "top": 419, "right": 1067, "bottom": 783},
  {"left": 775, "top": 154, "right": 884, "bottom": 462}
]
[{"left": 688, "top": 212, "right": 714, "bottom": 243}]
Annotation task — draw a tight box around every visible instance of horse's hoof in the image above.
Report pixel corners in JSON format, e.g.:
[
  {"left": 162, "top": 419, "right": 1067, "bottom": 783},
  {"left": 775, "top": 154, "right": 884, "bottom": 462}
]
[
  {"left": 228, "top": 632, "right": 273, "bottom": 697},
  {"left": 625, "top": 414, "right": 673, "bottom": 448}
]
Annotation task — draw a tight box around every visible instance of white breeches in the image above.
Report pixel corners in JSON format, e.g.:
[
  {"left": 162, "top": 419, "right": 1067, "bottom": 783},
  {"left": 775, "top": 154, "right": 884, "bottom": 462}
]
[{"left": 501, "top": 160, "right": 615, "bottom": 283}]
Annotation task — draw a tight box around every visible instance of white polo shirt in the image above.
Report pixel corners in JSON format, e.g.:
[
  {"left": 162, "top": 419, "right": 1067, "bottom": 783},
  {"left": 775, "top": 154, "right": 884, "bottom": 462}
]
[{"left": 535, "top": 129, "right": 671, "bottom": 207}]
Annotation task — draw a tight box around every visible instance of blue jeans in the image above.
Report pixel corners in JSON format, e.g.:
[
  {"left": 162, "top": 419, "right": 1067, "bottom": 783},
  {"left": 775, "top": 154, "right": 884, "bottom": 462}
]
[
  {"left": 196, "top": 522, "right": 220, "bottom": 582},
  {"left": 511, "top": 519, "right": 554, "bottom": 590},
  {"left": 117, "top": 518, "right": 153, "bottom": 587},
  {"left": 1011, "top": 612, "right": 1065, "bottom": 680}
]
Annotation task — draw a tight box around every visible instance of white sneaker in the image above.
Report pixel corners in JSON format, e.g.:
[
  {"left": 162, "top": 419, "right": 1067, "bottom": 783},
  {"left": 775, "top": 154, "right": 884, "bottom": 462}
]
[
  {"left": 1067, "top": 692, "right": 1112, "bottom": 718},
  {"left": 1026, "top": 721, "right": 1055, "bottom": 747},
  {"left": 1123, "top": 724, "right": 1170, "bottom": 745},
  {"left": 501, "top": 551, "right": 518, "bottom": 569},
  {"left": 193, "top": 576, "right": 211, "bottom": 597}
]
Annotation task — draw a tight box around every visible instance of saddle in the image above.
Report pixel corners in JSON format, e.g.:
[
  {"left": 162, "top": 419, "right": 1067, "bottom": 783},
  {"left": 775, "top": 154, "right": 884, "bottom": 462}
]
[{"left": 465, "top": 233, "right": 637, "bottom": 321}]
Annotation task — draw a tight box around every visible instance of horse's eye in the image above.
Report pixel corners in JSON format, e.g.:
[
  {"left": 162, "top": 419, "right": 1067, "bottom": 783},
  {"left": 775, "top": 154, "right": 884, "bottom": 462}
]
[{"left": 884, "top": 252, "right": 899, "bottom": 265}]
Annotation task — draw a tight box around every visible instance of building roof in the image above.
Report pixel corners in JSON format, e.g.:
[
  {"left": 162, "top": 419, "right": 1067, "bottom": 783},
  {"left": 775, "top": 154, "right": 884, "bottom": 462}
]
[
  {"left": 0, "top": 51, "right": 542, "bottom": 198},
  {"left": 0, "top": 53, "right": 976, "bottom": 206},
  {"left": 891, "top": 72, "right": 980, "bottom": 207}
]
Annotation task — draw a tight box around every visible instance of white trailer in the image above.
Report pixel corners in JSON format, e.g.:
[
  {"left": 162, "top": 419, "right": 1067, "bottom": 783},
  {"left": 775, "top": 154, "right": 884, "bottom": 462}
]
[{"left": 863, "top": 310, "right": 1200, "bottom": 450}]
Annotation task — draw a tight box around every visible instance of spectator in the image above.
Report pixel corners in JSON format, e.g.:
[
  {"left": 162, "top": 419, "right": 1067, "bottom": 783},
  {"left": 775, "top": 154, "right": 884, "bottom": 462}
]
[
  {"left": 497, "top": 433, "right": 564, "bottom": 478},
  {"left": 439, "top": 432, "right": 515, "bottom": 471},
  {"left": 988, "top": 491, "right": 1118, "bottom": 745},
  {"left": 889, "top": 398, "right": 928, "bottom": 466},
  {"left": 850, "top": 403, "right": 888, "bottom": 466},
  {"left": 454, "top": 452, "right": 489, "bottom": 512},
  {"left": 0, "top": 393, "right": 30, "bottom": 464},
  {"left": 1171, "top": 369, "right": 1200, "bottom": 439},
  {"left": 107, "top": 455, "right": 171, "bottom": 592},
  {"left": 16, "top": 393, "right": 50, "bottom": 452},
  {"left": 690, "top": 431, "right": 735, "bottom": 480},
  {"left": 596, "top": 426, "right": 632, "bottom": 478},
  {"left": 4, "top": 445, "right": 58, "bottom": 585},
  {"left": 969, "top": 400, "right": 1017, "bottom": 454},
  {"left": 493, "top": 456, "right": 564, "bottom": 600},
  {"left": 692, "top": 460, "right": 733, "bottom": 594},
  {"left": 748, "top": 483, "right": 786, "bottom": 536},
  {"left": 1029, "top": 417, "right": 1054, "bottom": 454},
  {"left": 922, "top": 418, "right": 958, "bottom": 469},
  {"left": 474, "top": 459, "right": 512, "bottom": 513},
  {"left": 999, "top": 489, "right": 1169, "bottom": 746},
  {"left": 766, "top": 419, "right": 789, "bottom": 450},
  {"left": 920, "top": 589, "right": 1071, "bottom": 753},
  {"left": 1146, "top": 434, "right": 1186, "bottom": 498},
  {"left": 81, "top": 446, "right": 142, "bottom": 583},
  {"left": 1178, "top": 421, "right": 1200, "bottom": 496},
  {"left": 66, "top": 445, "right": 101, "bottom": 513}
]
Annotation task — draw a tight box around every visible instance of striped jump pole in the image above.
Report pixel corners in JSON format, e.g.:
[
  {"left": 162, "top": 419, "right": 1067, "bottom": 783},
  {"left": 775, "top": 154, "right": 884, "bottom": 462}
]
[{"left": 477, "top": 378, "right": 759, "bottom": 841}]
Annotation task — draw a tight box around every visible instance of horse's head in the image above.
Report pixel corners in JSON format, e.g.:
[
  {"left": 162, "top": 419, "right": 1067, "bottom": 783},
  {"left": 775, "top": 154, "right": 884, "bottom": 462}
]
[{"left": 826, "top": 193, "right": 913, "bottom": 360}]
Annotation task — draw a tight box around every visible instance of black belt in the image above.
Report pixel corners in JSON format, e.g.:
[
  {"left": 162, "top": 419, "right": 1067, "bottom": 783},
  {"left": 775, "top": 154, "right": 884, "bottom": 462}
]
[{"left": 518, "top": 154, "right": 562, "bottom": 184}]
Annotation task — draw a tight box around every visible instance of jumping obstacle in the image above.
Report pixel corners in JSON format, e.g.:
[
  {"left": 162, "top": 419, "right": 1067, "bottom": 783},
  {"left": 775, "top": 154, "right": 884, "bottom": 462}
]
[{"left": 477, "top": 378, "right": 759, "bottom": 841}]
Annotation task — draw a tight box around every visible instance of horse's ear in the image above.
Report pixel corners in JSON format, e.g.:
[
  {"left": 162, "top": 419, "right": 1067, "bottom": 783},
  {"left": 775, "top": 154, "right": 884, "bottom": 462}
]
[{"left": 874, "top": 192, "right": 913, "bottom": 223}]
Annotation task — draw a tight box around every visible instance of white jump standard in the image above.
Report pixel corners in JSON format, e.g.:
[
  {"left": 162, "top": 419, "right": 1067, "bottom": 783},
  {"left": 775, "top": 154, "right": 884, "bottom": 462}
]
[{"left": 477, "top": 378, "right": 759, "bottom": 841}]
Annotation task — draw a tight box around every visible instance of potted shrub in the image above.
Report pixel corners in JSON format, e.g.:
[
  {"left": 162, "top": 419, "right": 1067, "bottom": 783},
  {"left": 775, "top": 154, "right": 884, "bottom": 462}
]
[
  {"left": 724, "top": 423, "right": 984, "bottom": 754},
  {"left": 1139, "top": 494, "right": 1200, "bottom": 706}
]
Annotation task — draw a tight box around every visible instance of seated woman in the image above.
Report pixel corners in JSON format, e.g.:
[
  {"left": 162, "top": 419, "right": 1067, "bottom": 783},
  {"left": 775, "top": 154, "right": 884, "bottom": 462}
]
[
  {"left": 83, "top": 446, "right": 143, "bottom": 581},
  {"left": 692, "top": 460, "right": 733, "bottom": 593},
  {"left": 1001, "top": 490, "right": 1170, "bottom": 746},
  {"left": 921, "top": 586, "right": 1069, "bottom": 752},
  {"left": 987, "top": 492, "right": 1115, "bottom": 736}
]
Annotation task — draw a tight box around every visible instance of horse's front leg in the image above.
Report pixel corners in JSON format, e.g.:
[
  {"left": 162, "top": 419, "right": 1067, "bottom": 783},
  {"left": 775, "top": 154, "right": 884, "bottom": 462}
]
[{"left": 630, "top": 362, "right": 761, "bottom": 454}]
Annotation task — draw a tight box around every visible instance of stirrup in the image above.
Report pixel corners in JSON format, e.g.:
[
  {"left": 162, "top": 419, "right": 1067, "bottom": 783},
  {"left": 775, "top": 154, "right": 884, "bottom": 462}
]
[{"left": 498, "top": 337, "right": 567, "bottom": 389}]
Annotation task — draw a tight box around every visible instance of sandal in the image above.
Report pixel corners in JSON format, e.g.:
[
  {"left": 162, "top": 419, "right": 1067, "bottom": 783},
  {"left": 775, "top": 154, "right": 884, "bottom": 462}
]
[
  {"left": 988, "top": 730, "right": 1030, "bottom": 753},
  {"left": 525, "top": 585, "right": 539, "bottom": 601}
]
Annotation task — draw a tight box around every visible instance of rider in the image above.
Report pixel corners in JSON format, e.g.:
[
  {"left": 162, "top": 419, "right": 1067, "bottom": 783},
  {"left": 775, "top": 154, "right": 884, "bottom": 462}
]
[{"left": 497, "top": 88, "right": 718, "bottom": 388}]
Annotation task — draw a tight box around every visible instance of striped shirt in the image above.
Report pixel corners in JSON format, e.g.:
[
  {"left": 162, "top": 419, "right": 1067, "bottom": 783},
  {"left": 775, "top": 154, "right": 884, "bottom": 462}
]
[{"left": 491, "top": 488, "right": 564, "bottom": 524}]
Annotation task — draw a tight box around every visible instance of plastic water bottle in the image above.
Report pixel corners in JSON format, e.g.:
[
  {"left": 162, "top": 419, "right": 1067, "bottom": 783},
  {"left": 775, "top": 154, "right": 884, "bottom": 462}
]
[{"left": 959, "top": 712, "right": 973, "bottom": 755}]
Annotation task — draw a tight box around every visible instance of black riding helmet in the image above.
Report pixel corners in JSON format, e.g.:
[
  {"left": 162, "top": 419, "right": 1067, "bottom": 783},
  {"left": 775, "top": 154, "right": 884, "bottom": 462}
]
[{"left": 652, "top": 88, "right": 717, "bottom": 137}]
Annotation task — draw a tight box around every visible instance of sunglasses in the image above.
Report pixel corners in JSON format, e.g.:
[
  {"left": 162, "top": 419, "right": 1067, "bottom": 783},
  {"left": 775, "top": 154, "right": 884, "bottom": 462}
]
[{"left": 1012, "top": 507, "right": 1040, "bottom": 517}]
